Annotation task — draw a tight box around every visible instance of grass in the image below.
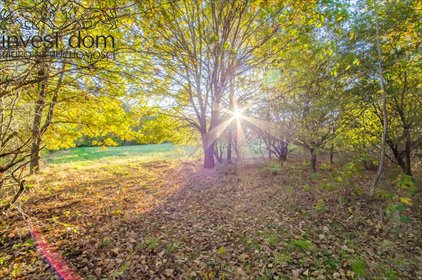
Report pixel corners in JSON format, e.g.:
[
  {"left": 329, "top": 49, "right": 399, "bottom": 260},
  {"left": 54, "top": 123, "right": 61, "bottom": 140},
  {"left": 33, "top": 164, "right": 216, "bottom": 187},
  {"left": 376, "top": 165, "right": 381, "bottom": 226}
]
[
  {"left": 43, "top": 143, "right": 193, "bottom": 166},
  {"left": 288, "top": 239, "right": 315, "bottom": 252}
]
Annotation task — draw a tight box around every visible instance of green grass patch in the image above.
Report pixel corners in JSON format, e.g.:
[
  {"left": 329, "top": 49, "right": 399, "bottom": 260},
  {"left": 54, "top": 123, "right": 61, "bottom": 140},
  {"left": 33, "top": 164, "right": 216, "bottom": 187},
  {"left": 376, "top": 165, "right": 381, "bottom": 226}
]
[
  {"left": 287, "top": 239, "right": 315, "bottom": 251},
  {"left": 264, "top": 232, "right": 279, "bottom": 247},
  {"left": 44, "top": 143, "right": 191, "bottom": 165},
  {"left": 351, "top": 258, "right": 367, "bottom": 278},
  {"left": 146, "top": 238, "right": 161, "bottom": 250},
  {"left": 273, "top": 252, "right": 292, "bottom": 265}
]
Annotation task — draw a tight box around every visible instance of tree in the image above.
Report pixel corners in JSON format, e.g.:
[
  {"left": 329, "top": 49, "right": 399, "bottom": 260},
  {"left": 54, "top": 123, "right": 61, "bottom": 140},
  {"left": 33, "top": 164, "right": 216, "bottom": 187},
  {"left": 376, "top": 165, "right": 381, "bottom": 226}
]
[
  {"left": 136, "top": 0, "right": 315, "bottom": 168},
  {"left": 370, "top": 0, "right": 387, "bottom": 194},
  {"left": 270, "top": 38, "right": 347, "bottom": 172},
  {"left": 349, "top": 0, "right": 421, "bottom": 179},
  {"left": 0, "top": 0, "right": 136, "bottom": 208}
]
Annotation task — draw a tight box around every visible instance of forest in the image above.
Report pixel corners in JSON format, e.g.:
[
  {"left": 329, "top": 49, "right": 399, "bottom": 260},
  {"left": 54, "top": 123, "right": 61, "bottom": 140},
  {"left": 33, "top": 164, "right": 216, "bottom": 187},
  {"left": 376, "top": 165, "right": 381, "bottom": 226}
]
[{"left": 0, "top": 0, "right": 421, "bottom": 279}]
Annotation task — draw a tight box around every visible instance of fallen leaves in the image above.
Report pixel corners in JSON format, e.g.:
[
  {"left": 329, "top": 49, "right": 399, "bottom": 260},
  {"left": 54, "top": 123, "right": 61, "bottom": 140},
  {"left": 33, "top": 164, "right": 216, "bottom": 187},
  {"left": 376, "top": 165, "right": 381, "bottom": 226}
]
[{"left": 1, "top": 160, "right": 421, "bottom": 279}]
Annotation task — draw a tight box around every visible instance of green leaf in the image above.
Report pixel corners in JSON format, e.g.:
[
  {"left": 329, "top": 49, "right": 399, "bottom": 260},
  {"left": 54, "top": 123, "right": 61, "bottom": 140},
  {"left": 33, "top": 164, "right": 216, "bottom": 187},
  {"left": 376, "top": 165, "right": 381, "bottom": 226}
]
[
  {"left": 395, "top": 204, "right": 406, "bottom": 211},
  {"left": 400, "top": 215, "right": 411, "bottom": 224},
  {"left": 23, "top": 239, "right": 35, "bottom": 247}
]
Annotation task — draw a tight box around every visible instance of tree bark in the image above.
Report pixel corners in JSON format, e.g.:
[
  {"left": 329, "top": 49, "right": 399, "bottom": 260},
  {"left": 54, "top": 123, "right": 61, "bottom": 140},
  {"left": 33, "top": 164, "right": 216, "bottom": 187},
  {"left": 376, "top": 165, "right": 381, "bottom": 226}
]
[
  {"left": 203, "top": 138, "right": 215, "bottom": 168},
  {"left": 202, "top": 100, "right": 220, "bottom": 169},
  {"left": 214, "top": 140, "right": 223, "bottom": 164},
  {"left": 30, "top": 73, "right": 46, "bottom": 174},
  {"left": 370, "top": 0, "right": 388, "bottom": 196},
  {"left": 29, "top": 60, "right": 65, "bottom": 174},
  {"left": 403, "top": 126, "right": 412, "bottom": 176},
  {"left": 29, "top": 11, "right": 49, "bottom": 175},
  {"left": 281, "top": 140, "right": 288, "bottom": 161},
  {"left": 227, "top": 129, "right": 232, "bottom": 163},
  {"left": 386, "top": 137, "right": 412, "bottom": 176},
  {"left": 310, "top": 148, "right": 317, "bottom": 173}
]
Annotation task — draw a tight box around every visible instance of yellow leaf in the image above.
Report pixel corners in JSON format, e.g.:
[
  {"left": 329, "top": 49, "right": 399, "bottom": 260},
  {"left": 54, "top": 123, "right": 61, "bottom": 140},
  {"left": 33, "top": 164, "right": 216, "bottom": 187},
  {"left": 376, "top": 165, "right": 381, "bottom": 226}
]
[
  {"left": 217, "top": 246, "right": 225, "bottom": 255},
  {"left": 399, "top": 197, "right": 412, "bottom": 206}
]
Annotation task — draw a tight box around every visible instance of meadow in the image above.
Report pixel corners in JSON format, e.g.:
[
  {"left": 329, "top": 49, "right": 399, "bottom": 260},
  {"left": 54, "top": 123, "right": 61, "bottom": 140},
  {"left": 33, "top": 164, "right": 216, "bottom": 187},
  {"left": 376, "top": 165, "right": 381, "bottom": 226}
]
[{"left": 44, "top": 143, "right": 192, "bottom": 165}]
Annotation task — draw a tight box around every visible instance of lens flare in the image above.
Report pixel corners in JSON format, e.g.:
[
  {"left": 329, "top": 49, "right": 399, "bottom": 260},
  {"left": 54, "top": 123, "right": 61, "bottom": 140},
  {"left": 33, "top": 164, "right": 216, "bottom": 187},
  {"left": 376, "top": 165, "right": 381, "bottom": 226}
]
[{"left": 231, "top": 108, "right": 243, "bottom": 120}]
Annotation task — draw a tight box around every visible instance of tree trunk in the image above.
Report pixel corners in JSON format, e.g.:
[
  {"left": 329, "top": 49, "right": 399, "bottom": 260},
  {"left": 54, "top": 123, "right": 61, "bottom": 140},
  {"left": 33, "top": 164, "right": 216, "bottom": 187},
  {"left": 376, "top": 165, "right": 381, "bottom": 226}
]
[
  {"left": 203, "top": 138, "right": 215, "bottom": 168},
  {"left": 214, "top": 140, "right": 223, "bottom": 164},
  {"left": 227, "top": 128, "right": 232, "bottom": 163},
  {"left": 29, "top": 12, "right": 49, "bottom": 175},
  {"left": 280, "top": 140, "right": 288, "bottom": 161},
  {"left": 403, "top": 126, "right": 412, "bottom": 176},
  {"left": 370, "top": 0, "right": 388, "bottom": 196},
  {"left": 202, "top": 101, "right": 220, "bottom": 169},
  {"left": 330, "top": 143, "right": 334, "bottom": 164},
  {"left": 226, "top": 75, "right": 234, "bottom": 163},
  {"left": 387, "top": 138, "right": 412, "bottom": 176},
  {"left": 30, "top": 74, "right": 46, "bottom": 174},
  {"left": 30, "top": 136, "right": 42, "bottom": 174},
  {"left": 310, "top": 148, "right": 317, "bottom": 173}
]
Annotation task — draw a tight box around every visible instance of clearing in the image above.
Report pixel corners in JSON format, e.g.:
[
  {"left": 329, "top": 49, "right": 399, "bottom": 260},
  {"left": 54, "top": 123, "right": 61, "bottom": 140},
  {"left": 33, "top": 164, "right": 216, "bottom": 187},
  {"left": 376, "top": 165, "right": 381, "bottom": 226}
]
[{"left": 1, "top": 146, "right": 421, "bottom": 279}]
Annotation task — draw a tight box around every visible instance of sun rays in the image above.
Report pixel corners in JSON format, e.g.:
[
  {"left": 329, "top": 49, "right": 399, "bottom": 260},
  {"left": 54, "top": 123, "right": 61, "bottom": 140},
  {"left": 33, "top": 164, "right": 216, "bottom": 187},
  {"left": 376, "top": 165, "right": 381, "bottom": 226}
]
[
  {"left": 202, "top": 107, "right": 284, "bottom": 151},
  {"left": 231, "top": 107, "right": 245, "bottom": 120}
]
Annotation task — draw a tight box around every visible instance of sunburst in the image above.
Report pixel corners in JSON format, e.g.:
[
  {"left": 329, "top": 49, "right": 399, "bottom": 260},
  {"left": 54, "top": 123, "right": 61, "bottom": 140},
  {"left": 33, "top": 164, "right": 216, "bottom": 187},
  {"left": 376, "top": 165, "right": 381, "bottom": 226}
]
[{"left": 202, "top": 106, "right": 284, "bottom": 151}]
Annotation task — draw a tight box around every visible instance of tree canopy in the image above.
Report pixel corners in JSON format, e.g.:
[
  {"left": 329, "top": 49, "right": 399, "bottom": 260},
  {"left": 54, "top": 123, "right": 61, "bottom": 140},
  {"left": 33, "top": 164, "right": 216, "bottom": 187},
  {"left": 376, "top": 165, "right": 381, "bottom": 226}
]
[{"left": 0, "top": 0, "right": 420, "bottom": 209}]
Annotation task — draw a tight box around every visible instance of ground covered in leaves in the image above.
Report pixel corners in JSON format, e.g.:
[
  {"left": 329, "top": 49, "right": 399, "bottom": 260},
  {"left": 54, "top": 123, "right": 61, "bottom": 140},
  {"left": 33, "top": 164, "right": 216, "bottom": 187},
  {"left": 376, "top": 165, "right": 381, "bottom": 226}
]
[{"left": 1, "top": 158, "right": 421, "bottom": 279}]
